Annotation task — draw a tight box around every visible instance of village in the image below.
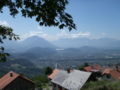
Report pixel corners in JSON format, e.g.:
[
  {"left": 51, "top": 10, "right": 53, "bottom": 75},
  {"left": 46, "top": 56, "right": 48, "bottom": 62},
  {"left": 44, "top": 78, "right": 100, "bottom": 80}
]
[
  {"left": 0, "top": 0, "right": 120, "bottom": 90},
  {"left": 0, "top": 63, "right": 120, "bottom": 90}
]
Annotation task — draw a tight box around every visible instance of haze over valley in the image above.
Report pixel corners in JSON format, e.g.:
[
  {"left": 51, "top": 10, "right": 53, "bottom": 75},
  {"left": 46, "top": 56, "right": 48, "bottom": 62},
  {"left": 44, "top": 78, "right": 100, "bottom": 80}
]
[{"left": 1, "top": 36, "right": 120, "bottom": 75}]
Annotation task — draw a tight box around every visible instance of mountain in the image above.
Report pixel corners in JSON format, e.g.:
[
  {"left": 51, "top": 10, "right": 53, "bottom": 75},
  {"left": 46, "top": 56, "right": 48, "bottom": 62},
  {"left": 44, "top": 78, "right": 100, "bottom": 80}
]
[
  {"left": 16, "top": 47, "right": 57, "bottom": 60},
  {"left": 52, "top": 38, "right": 120, "bottom": 49},
  {"left": 3, "top": 36, "right": 56, "bottom": 52},
  {"left": 4, "top": 36, "right": 120, "bottom": 52},
  {"left": 20, "top": 36, "right": 56, "bottom": 49}
]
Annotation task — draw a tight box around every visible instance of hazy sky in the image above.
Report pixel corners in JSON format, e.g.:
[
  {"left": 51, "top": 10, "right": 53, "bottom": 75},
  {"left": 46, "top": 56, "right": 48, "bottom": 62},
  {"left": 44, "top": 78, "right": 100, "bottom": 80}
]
[{"left": 0, "top": 0, "right": 120, "bottom": 41}]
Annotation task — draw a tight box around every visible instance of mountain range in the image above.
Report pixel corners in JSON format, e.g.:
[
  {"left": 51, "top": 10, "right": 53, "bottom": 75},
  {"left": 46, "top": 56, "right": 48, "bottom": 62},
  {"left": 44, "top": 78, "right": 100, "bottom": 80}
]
[
  {"left": 3, "top": 36, "right": 120, "bottom": 52},
  {"left": 52, "top": 38, "right": 120, "bottom": 49},
  {"left": 2, "top": 36, "right": 120, "bottom": 54}
]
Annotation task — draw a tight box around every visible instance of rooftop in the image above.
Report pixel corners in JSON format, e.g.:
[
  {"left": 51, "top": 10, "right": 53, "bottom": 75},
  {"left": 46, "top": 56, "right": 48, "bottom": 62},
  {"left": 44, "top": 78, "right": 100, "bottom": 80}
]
[
  {"left": 84, "top": 64, "right": 102, "bottom": 72},
  {"left": 48, "top": 69, "right": 60, "bottom": 79},
  {"left": 51, "top": 70, "right": 91, "bottom": 90},
  {"left": 0, "top": 71, "right": 34, "bottom": 89}
]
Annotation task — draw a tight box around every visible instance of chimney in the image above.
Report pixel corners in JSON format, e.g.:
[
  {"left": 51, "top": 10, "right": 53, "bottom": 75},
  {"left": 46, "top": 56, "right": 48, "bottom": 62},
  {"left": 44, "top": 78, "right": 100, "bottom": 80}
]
[
  {"left": 67, "top": 68, "right": 71, "bottom": 73},
  {"left": 116, "top": 66, "right": 119, "bottom": 72},
  {"left": 10, "top": 73, "right": 13, "bottom": 77}
]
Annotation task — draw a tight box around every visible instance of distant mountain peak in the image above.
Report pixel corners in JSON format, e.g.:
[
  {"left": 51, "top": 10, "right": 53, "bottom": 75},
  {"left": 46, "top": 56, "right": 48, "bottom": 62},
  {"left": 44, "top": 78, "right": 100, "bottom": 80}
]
[
  {"left": 5, "top": 35, "right": 56, "bottom": 53},
  {"left": 24, "top": 36, "right": 44, "bottom": 41}
]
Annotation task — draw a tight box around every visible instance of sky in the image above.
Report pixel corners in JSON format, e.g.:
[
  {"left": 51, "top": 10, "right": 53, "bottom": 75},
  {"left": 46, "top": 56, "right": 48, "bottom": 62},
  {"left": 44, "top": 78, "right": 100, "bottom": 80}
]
[{"left": 0, "top": 0, "right": 120, "bottom": 41}]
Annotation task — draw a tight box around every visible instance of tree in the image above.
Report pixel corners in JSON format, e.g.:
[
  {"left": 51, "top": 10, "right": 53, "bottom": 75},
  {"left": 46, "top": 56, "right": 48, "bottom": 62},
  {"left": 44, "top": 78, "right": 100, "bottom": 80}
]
[
  {"left": 0, "top": 0, "right": 76, "bottom": 30},
  {"left": 44, "top": 66, "right": 53, "bottom": 75},
  {"left": 78, "top": 63, "right": 89, "bottom": 70},
  {"left": 0, "top": 25, "right": 19, "bottom": 62},
  {"left": 88, "top": 72, "right": 102, "bottom": 82},
  {"left": 0, "top": 0, "right": 76, "bottom": 61},
  {"left": 32, "top": 75, "right": 48, "bottom": 89},
  {"left": 84, "top": 62, "right": 89, "bottom": 67}
]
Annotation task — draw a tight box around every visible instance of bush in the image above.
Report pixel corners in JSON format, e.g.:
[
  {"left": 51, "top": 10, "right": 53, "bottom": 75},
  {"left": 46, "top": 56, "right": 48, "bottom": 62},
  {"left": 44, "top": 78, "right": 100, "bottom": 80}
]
[
  {"left": 32, "top": 75, "right": 49, "bottom": 89},
  {"left": 81, "top": 80, "right": 120, "bottom": 90}
]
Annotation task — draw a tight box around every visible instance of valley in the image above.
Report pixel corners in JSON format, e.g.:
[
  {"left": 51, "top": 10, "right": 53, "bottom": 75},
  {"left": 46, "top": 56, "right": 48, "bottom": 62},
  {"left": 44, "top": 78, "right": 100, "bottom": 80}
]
[{"left": 1, "top": 36, "right": 120, "bottom": 77}]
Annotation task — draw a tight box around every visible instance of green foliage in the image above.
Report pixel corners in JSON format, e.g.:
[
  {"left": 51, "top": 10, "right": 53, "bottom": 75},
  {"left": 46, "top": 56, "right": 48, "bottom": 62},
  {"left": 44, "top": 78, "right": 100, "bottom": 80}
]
[
  {"left": 32, "top": 75, "right": 48, "bottom": 89},
  {"left": 84, "top": 62, "right": 89, "bottom": 67},
  {"left": 0, "top": 0, "right": 76, "bottom": 30},
  {"left": 44, "top": 66, "right": 53, "bottom": 75},
  {"left": 0, "top": 25, "right": 18, "bottom": 41},
  {"left": 78, "top": 62, "right": 90, "bottom": 70},
  {"left": 88, "top": 72, "right": 102, "bottom": 81},
  {"left": 0, "top": 58, "right": 43, "bottom": 77},
  {"left": 81, "top": 80, "right": 120, "bottom": 90},
  {"left": 0, "top": 25, "right": 19, "bottom": 62}
]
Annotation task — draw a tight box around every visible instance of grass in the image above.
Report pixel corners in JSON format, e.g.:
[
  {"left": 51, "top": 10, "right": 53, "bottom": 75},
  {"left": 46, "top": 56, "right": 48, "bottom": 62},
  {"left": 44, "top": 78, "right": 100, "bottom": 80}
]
[{"left": 81, "top": 80, "right": 120, "bottom": 90}]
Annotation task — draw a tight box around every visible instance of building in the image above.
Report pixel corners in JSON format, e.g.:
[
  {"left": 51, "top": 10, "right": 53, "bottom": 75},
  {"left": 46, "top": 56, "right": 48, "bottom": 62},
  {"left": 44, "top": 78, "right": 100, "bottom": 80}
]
[
  {"left": 110, "top": 70, "right": 120, "bottom": 80},
  {"left": 102, "top": 69, "right": 120, "bottom": 80},
  {"left": 49, "top": 69, "right": 91, "bottom": 90},
  {"left": 102, "top": 68, "right": 113, "bottom": 75},
  {"left": 0, "top": 71, "right": 35, "bottom": 90},
  {"left": 84, "top": 64, "right": 102, "bottom": 72}
]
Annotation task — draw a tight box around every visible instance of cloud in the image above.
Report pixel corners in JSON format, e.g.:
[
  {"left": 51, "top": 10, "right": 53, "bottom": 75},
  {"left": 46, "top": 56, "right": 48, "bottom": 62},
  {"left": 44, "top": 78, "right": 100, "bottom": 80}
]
[
  {"left": 57, "top": 31, "right": 91, "bottom": 39},
  {"left": 21, "top": 30, "right": 91, "bottom": 41},
  {"left": 21, "top": 31, "right": 57, "bottom": 41},
  {"left": 21, "top": 31, "right": 44, "bottom": 40},
  {"left": 101, "top": 33, "right": 106, "bottom": 36},
  {"left": 0, "top": 21, "right": 9, "bottom": 26},
  {"left": 89, "top": 32, "right": 107, "bottom": 40}
]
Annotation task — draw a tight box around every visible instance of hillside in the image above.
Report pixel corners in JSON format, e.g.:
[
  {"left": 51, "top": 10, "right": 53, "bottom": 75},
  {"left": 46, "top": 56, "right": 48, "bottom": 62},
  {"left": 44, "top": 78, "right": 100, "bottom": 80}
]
[
  {"left": 0, "top": 58, "right": 43, "bottom": 77},
  {"left": 81, "top": 80, "right": 120, "bottom": 90}
]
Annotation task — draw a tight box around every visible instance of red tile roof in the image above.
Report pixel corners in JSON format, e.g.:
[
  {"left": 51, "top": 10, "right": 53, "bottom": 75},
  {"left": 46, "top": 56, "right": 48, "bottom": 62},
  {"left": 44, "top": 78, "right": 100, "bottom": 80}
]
[
  {"left": 84, "top": 64, "right": 102, "bottom": 72},
  {"left": 0, "top": 71, "right": 34, "bottom": 89},
  {"left": 48, "top": 69, "right": 60, "bottom": 79},
  {"left": 102, "top": 68, "right": 112, "bottom": 74},
  {"left": 102, "top": 68, "right": 120, "bottom": 80},
  {"left": 94, "top": 64, "right": 101, "bottom": 70},
  {"left": 84, "top": 66, "right": 92, "bottom": 72},
  {"left": 110, "top": 70, "right": 120, "bottom": 80}
]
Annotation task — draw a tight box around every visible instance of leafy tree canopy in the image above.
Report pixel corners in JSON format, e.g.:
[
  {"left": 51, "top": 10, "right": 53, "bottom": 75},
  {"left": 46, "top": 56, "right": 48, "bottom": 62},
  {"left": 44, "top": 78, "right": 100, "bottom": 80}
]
[
  {"left": 0, "top": 25, "right": 19, "bottom": 62},
  {"left": 0, "top": 0, "right": 76, "bottom": 30},
  {"left": 32, "top": 75, "right": 48, "bottom": 89},
  {"left": 44, "top": 66, "right": 53, "bottom": 75}
]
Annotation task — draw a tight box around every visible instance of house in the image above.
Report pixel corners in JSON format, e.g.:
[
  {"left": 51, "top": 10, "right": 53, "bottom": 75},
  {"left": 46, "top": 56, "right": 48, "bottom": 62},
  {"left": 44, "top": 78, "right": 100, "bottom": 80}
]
[
  {"left": 102, "top": 68, "right": 120, "bottom": 80},
  {"left": 49, "top": 69, "right": 91, "bottom": 90},
  {"left": 110, "top": 70, "right": 120, "bottom": 80},
  {"left": 102, "top": 68, "right": 113, "bottom": 75},
  {"left": 0, "top": 71, "right": 35, "bottom": 90},
  {"left": 84, "top": 64, "right": 102, "bottom": 72}
]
